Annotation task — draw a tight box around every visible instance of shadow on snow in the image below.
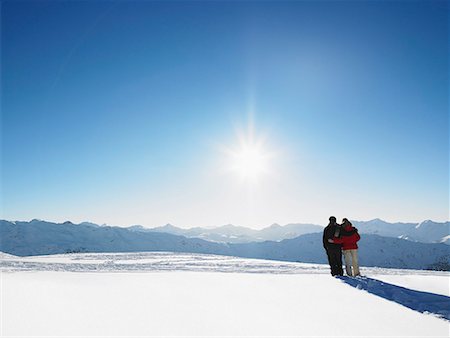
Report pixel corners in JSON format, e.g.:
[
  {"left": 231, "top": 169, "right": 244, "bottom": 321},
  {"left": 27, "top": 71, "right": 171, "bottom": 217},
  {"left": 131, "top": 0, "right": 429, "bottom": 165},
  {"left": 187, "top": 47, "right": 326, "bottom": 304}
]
[{"left": 337, "top": 276, "right": 450, "bottom": 321}]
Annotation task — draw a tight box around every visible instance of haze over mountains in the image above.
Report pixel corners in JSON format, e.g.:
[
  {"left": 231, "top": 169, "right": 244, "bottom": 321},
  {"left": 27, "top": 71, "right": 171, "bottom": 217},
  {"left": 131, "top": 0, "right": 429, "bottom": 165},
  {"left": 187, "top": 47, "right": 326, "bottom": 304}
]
[
  {"left": 352, "top": 219, "right": 450, "bottom": 245},
  {"left": 1, "top": 219, "right": 449, "bottom": 270},
  {"left": 139, "top": 219, "right": 449, "bottom": 245},
  {"left": 136, "top": 222, "right": 324, "bottom": 243}
]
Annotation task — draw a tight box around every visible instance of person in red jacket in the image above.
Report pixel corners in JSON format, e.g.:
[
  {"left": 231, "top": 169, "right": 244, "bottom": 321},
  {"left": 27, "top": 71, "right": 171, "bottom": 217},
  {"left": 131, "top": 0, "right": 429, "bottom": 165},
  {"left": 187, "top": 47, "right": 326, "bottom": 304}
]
[{"left": 328, "top": 218, "right": 360, "bottom": 276}]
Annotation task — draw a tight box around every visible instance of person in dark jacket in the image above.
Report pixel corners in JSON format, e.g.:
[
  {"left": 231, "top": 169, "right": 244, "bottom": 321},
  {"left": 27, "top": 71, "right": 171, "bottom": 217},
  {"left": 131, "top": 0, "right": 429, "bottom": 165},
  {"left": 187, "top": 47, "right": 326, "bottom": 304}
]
[{"left": 322, "top": 216, "right": 343, "bottom": 276}]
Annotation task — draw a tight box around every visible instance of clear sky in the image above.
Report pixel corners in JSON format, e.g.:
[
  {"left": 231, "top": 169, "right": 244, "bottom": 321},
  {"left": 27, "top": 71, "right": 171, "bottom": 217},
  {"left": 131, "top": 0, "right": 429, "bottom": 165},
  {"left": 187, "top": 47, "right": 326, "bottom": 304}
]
[{"left": 1, "top": 1, "right": 448, "bottom": 228}]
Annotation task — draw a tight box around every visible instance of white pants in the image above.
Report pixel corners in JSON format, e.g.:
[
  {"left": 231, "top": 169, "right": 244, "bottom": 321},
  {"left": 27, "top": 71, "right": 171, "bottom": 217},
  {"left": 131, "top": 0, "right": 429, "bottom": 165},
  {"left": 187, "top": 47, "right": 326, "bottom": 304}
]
[{"left": 343, "top": 249, "right": 360, "bottom": 277}]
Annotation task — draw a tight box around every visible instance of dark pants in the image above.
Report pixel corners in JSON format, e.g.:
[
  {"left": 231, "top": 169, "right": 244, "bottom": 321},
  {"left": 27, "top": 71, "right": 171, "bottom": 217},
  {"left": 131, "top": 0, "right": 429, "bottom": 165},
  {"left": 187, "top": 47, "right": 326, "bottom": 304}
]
[{"left": 326, "top": 247, "right": 343, "bottom": 276}]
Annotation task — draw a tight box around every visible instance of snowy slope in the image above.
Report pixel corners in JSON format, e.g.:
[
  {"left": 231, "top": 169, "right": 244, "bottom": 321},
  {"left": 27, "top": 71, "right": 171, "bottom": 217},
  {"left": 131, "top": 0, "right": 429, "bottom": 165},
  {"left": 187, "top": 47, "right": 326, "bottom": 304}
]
[{"left": 1, "top": 252, "right": 449, "bottom": 337}]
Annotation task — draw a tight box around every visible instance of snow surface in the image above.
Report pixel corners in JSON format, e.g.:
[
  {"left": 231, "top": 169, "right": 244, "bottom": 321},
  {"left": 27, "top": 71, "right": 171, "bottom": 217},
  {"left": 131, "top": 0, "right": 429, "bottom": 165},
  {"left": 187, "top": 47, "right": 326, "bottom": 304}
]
[{"left": 1, "top": 252, "right": 449, "bottom": 337}]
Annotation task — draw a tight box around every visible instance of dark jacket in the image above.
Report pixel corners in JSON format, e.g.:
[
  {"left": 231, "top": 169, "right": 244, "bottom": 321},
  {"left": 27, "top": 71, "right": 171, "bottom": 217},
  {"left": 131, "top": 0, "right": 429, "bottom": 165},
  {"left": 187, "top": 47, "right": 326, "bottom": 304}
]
[{"left": 323, "top": 222, "right": 342, "bottom": 250}]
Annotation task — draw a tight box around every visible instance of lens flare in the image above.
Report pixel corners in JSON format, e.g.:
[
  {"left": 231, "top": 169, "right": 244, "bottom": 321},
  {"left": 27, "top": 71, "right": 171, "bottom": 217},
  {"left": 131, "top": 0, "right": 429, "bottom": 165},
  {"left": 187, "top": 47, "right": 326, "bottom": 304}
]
[
  {"left": 221, "top": 123, "right": 275, "bottom": 184},
  {"left": 230, "top": 143, "right": 269, "bottom": 180}
]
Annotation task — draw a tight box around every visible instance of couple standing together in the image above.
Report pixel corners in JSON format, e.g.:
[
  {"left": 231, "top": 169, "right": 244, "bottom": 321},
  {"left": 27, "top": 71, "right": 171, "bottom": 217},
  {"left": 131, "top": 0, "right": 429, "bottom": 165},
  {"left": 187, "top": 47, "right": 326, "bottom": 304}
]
[{"left": 323, "top": 216, "right": 361, "bottom": 277}]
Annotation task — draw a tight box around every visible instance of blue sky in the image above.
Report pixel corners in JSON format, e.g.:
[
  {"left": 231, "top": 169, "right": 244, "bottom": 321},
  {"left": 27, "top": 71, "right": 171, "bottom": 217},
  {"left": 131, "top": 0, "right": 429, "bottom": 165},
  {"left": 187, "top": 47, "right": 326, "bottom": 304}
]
[{"left": 1, "top": 1, "right": 448, "bottom": 228}]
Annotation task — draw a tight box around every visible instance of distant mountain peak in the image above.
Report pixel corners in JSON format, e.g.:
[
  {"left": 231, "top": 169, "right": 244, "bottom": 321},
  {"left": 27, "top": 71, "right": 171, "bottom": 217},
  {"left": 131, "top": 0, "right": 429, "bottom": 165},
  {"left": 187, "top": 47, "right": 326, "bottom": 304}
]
[
  {"left": 217, "top": 224, "right": 238, "bottom": 229},
  {"left": 415, "top": 220, "right": 444, "bottom": 229},
  {"left": 369, "top": 218, "right": 386, "bottom": 223},
  {"left": 79, "top": 222, "right": 100, "bottom": 228},
  {"left": 128, "top": 225, "right": 145, "bottom": 230},
  {"left": 161, "top": 223, "right": 178, "bottom": 229},
  {"left": 418, "top": 219, "right": 433, "bottom": 225}
]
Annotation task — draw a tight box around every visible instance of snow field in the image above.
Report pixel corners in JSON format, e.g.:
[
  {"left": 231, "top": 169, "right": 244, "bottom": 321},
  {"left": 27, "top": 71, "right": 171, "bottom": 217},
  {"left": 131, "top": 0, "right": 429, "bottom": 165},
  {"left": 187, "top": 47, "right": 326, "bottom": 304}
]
[
  {"left": 1, "top": 254, "right": 449, "bottom": 337},
  {"left": 2, "top": 272, "right": 449, "bottom": 337}
]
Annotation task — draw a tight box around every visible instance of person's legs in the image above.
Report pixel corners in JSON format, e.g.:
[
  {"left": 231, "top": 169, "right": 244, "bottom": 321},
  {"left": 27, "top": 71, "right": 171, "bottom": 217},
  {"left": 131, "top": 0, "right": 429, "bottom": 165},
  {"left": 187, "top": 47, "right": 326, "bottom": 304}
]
[
  {"left": 336, "top": 249, "right": 343, "bottom": 276},
  {"left": 351, "top": 249, "right": 360, "bottom": 276},
  {"left": 327, "top": 248, "right": 337, "bottom": 275},
  {"left": 325, "top": 249, "right": 336, "bottom": 276},
  {"left": 343, "top": 250, "right": 353, "bottom": 276},
  {"left": 330, "top": 248, "right": 343, "bottom": 276}
]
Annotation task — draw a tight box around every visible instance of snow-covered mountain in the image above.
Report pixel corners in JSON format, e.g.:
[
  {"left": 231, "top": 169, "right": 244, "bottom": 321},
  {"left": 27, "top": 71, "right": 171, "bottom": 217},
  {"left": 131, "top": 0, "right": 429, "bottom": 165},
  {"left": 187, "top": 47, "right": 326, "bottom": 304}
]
[
  {"left": 0, "top": 219, "right": 228, "bottom": 257},
  {"left": 12, "top": 218, "right": 446, "bottom": 245},
  {"left": 354, "top": 219, "right": 450, "bottom": 244},
  {"left": 1, "top": 219, "right": 448, "bottom": 270},
  {"left": 140, "top": 219, "right": 450, "bottom": 245},
  {"left": 258, "top": 222, "right": 324, "bottom": 241},
  {"left": 145, "top": 222, "right": 323, "bottom": 243},
  {"left": 148, "top": 223, "right": 261, "bottom": 243}
]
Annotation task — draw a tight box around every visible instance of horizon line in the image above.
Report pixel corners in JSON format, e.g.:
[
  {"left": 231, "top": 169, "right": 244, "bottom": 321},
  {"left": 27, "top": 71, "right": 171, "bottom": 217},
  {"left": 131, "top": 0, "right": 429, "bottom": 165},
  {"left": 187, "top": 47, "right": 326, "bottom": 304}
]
[{"left": 1, "top": 217, "right": 449, "bottom": 230}]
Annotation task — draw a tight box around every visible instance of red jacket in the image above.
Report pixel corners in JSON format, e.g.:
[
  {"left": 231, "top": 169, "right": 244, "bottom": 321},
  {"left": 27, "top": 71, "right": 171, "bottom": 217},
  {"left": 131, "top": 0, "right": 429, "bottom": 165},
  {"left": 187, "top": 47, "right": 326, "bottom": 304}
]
[{"left": 332, "top": 226, "right": 360, "bottom": 250}]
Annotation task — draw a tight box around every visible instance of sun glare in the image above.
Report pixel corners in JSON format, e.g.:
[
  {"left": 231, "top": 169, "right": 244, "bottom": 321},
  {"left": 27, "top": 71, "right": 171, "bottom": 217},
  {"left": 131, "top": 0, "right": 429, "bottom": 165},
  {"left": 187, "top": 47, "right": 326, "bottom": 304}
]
[
  {"left": 221, "top": 123, "right": 275, "bottom": 183},
  {"left": 231, "top": 143, "right": 269, "bottom": 180}
]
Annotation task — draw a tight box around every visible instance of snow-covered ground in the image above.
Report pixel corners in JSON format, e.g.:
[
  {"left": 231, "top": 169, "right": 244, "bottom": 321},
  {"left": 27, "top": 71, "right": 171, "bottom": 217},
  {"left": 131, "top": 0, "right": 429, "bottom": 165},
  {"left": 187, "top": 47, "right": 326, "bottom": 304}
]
[{"left": 1, "top": 252, "right": 449, "bottom": 337}]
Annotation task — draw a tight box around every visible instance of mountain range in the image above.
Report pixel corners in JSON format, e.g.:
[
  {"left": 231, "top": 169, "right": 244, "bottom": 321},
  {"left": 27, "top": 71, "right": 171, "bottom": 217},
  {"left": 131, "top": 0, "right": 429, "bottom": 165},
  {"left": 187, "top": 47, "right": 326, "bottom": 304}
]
[
  {"left": 1, "top": 219, "right": 449, "bottom": 270},
  {"left": 352, "top": 219, "right": 450, "bottom": 244},
  {"left": 139, "top": 219, "right": 449, "bottom": 245},
  {"left": 135, "top": 222, "right": 324, "bottom": 243}
]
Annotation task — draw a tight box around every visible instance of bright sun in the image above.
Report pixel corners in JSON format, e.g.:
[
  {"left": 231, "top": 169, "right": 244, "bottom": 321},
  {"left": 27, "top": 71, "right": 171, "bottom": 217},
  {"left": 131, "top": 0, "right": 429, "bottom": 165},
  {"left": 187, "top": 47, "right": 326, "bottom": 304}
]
[
  {"left": 230, "top": 143, "right": 269, "bottom": 180},
  {"left": 222, "top": 125, "right": 274, "bottom": 183}
]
